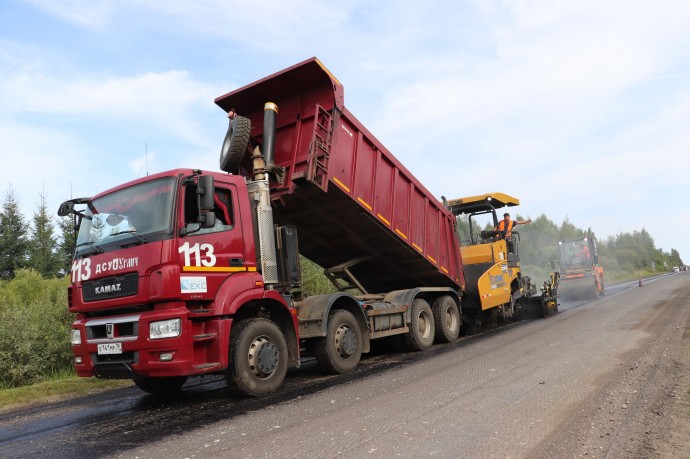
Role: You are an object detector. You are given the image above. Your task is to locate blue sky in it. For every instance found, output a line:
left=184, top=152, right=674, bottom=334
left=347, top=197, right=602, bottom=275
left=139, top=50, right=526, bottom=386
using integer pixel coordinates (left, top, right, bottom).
left=2, top=0, right=689, bottom=263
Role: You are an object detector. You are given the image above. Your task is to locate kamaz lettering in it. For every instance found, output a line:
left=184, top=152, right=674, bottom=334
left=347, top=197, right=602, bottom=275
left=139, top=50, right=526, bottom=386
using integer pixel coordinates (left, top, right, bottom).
left=490, top=274, right=504, bottom=284
left=95, top=283, right=122, bottom=295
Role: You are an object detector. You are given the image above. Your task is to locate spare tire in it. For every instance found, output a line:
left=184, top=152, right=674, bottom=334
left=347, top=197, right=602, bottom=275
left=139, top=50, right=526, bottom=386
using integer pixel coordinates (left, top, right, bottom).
left=219, top=115, right=251, bottom=173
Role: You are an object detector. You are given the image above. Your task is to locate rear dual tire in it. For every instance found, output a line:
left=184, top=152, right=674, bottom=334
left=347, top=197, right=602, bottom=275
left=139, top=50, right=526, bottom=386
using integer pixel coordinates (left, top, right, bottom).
left=432, top=295, right=460, bottom=343
left=404, top=299, right=435, bottom=351
left=315, top=310, right=363, bottom=374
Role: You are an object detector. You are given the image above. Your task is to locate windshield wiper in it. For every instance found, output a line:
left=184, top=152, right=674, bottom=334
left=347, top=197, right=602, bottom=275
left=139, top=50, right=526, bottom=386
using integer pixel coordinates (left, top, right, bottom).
left=76, top=241, right=104, bottom=255
left=110, top=229, right=149, bottom=248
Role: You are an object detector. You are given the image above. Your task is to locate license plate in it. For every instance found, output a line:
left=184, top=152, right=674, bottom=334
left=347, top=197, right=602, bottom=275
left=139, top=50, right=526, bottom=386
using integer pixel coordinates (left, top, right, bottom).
left=97, top=342, right=123, bottom=355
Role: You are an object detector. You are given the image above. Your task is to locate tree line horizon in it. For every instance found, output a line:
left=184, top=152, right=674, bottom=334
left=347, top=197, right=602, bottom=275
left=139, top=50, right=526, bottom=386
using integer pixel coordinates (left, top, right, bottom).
left=0, top=186, right=684, bottom=283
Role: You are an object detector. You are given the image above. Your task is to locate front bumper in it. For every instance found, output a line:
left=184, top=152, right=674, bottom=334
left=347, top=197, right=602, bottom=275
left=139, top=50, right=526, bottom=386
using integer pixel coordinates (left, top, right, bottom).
left=71, top=306, right=230, bottom=379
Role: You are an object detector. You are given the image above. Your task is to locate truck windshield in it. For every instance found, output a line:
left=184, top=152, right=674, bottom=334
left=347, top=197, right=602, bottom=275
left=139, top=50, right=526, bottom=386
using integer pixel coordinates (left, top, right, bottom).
left=76, top=177, right=176, bottom=250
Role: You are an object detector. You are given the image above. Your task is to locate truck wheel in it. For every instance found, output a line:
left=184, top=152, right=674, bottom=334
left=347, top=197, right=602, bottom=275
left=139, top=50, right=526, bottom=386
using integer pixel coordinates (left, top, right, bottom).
left=432, top=296, right=460, bottom=343
left=315, top=309, right=362, bottom=374
left=219, top=115, right=251, bottom=174
left=403, top=299, right=435, bottom=351
left=225, top=318, right=288, bottom=397
left=133, top=376, right=188, bottom=394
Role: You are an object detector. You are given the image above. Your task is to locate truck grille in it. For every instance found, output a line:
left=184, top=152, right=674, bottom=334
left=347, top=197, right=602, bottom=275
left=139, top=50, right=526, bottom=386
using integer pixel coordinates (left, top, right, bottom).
left=82, top=273, right=138, bottom=302
left=86, top=314, right=140, bottom=341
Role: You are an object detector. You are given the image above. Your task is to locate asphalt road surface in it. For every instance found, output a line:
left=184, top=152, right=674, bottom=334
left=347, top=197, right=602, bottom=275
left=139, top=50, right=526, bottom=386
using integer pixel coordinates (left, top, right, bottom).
left=1, top=273, right=688, bottom=458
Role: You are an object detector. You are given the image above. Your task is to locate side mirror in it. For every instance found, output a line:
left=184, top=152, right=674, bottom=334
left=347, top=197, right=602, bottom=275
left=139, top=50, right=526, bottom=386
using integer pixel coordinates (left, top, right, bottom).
left=198, top=175, right=215, bottom=229
left=198, top=175, right=215, bottom=211
left=57, top=201, right=74, bottom=217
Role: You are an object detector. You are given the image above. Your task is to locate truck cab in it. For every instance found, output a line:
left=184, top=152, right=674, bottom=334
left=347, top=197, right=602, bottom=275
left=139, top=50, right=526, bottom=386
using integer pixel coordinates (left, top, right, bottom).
left=60, top=169, right=299, bottom=395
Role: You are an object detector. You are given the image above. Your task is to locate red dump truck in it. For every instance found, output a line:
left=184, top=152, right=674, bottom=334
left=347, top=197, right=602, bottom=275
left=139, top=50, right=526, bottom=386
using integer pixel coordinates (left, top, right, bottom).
left=60, top=58, right=555, bottom=397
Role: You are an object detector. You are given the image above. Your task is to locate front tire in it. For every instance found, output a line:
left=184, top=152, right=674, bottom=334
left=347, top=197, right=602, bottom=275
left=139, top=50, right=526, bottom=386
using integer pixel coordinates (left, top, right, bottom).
left=315, top=309, right=363, bottom=374
left=432, top=296, right=460, bottom=343
left=133, top=376, right=188, bottom=395
left=403, top=299, right=435, bottom=351
left=225, top=319, right=288, bottom=397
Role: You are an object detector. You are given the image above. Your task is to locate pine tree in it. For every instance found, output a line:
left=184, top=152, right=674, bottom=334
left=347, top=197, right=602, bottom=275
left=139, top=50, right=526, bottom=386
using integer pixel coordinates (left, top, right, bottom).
left=57, top=215, right=77, bottom=275
left=28, top=191, right=60, bottom=277
left=0, top=186, right=29, bottom=279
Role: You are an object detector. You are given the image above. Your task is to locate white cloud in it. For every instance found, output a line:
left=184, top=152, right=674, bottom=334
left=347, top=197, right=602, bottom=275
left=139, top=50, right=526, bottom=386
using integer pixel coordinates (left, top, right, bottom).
left=24, top=0, right=117, bottom=30
left=1, top=55, right=221, bottom=146
left=25, top=0, right=351, bottom=51
left=0, top=46, right=226, bottom=221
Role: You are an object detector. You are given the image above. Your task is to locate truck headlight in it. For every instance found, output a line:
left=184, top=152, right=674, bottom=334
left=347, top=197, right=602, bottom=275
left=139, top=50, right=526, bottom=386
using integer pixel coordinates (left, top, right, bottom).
left=150, top=319, right=181, bottom=340
left=70, top=329, right=82, bottom=345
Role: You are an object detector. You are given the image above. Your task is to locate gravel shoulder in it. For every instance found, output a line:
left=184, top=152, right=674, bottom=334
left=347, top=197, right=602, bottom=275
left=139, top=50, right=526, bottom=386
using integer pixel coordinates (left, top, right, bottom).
left=531, top=275, right=690, bottom=458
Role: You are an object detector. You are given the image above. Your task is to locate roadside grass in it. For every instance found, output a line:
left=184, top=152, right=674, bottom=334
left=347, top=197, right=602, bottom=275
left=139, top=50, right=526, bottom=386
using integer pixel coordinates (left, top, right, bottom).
left=0, top=372, right=132, bottom=413
left=606, top=269, right=665, bottom=284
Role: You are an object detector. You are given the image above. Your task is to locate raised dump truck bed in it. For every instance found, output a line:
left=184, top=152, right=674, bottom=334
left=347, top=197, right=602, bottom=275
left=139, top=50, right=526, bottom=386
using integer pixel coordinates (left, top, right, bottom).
left=215, top=58, right=464, bottom=294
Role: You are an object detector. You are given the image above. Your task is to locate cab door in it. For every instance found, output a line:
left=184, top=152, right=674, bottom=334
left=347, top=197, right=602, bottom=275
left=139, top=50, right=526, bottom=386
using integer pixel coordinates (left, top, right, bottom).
left=176, top=180, right=249, bottom=300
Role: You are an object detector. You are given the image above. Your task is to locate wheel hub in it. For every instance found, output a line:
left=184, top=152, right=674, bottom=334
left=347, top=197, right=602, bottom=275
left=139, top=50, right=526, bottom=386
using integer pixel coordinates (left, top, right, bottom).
left=445, top=307, right=458, bottom=331
left=335, top=324, right=357, bottom=357
left=418, top=312, right=431, bottom=338
left=248, top=336, right=279, bottom=379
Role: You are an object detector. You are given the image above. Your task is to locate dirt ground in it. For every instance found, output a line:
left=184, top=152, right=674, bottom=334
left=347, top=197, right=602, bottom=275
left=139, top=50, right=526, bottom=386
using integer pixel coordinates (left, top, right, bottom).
left=532, top=280, right=690, bottom=458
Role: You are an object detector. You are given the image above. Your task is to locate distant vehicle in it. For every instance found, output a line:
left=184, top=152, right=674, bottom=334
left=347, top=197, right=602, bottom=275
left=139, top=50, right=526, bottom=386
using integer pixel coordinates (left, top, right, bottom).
left=558, top=237, right=605, bottom=301
left=673, top=266, right=680, bottom=272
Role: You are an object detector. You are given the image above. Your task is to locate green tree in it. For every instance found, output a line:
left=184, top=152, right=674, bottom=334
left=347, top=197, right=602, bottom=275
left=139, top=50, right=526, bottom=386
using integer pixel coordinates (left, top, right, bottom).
left=57, top=216, right=77, bottom=275
left=456, top=215, right=471, bottom=245
left=608, top=229, right=658, bottom=271
left=558, top=218, right=585, bottom=242
left=27, top=191, right=61, bottom=278
left=669, top=248, right=683, bottom=267
left=0, top=270, right=73, bottom=387
left=518, top=213, right=561, bottom=270
left=0, top=186, right=29, bottom=279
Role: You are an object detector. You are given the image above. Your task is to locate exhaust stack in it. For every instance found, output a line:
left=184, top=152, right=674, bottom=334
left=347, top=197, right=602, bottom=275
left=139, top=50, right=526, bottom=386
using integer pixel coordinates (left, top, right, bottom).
left=247, top=102, right=280, bottom=287
left=263, top=102, right=278, bottom=168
